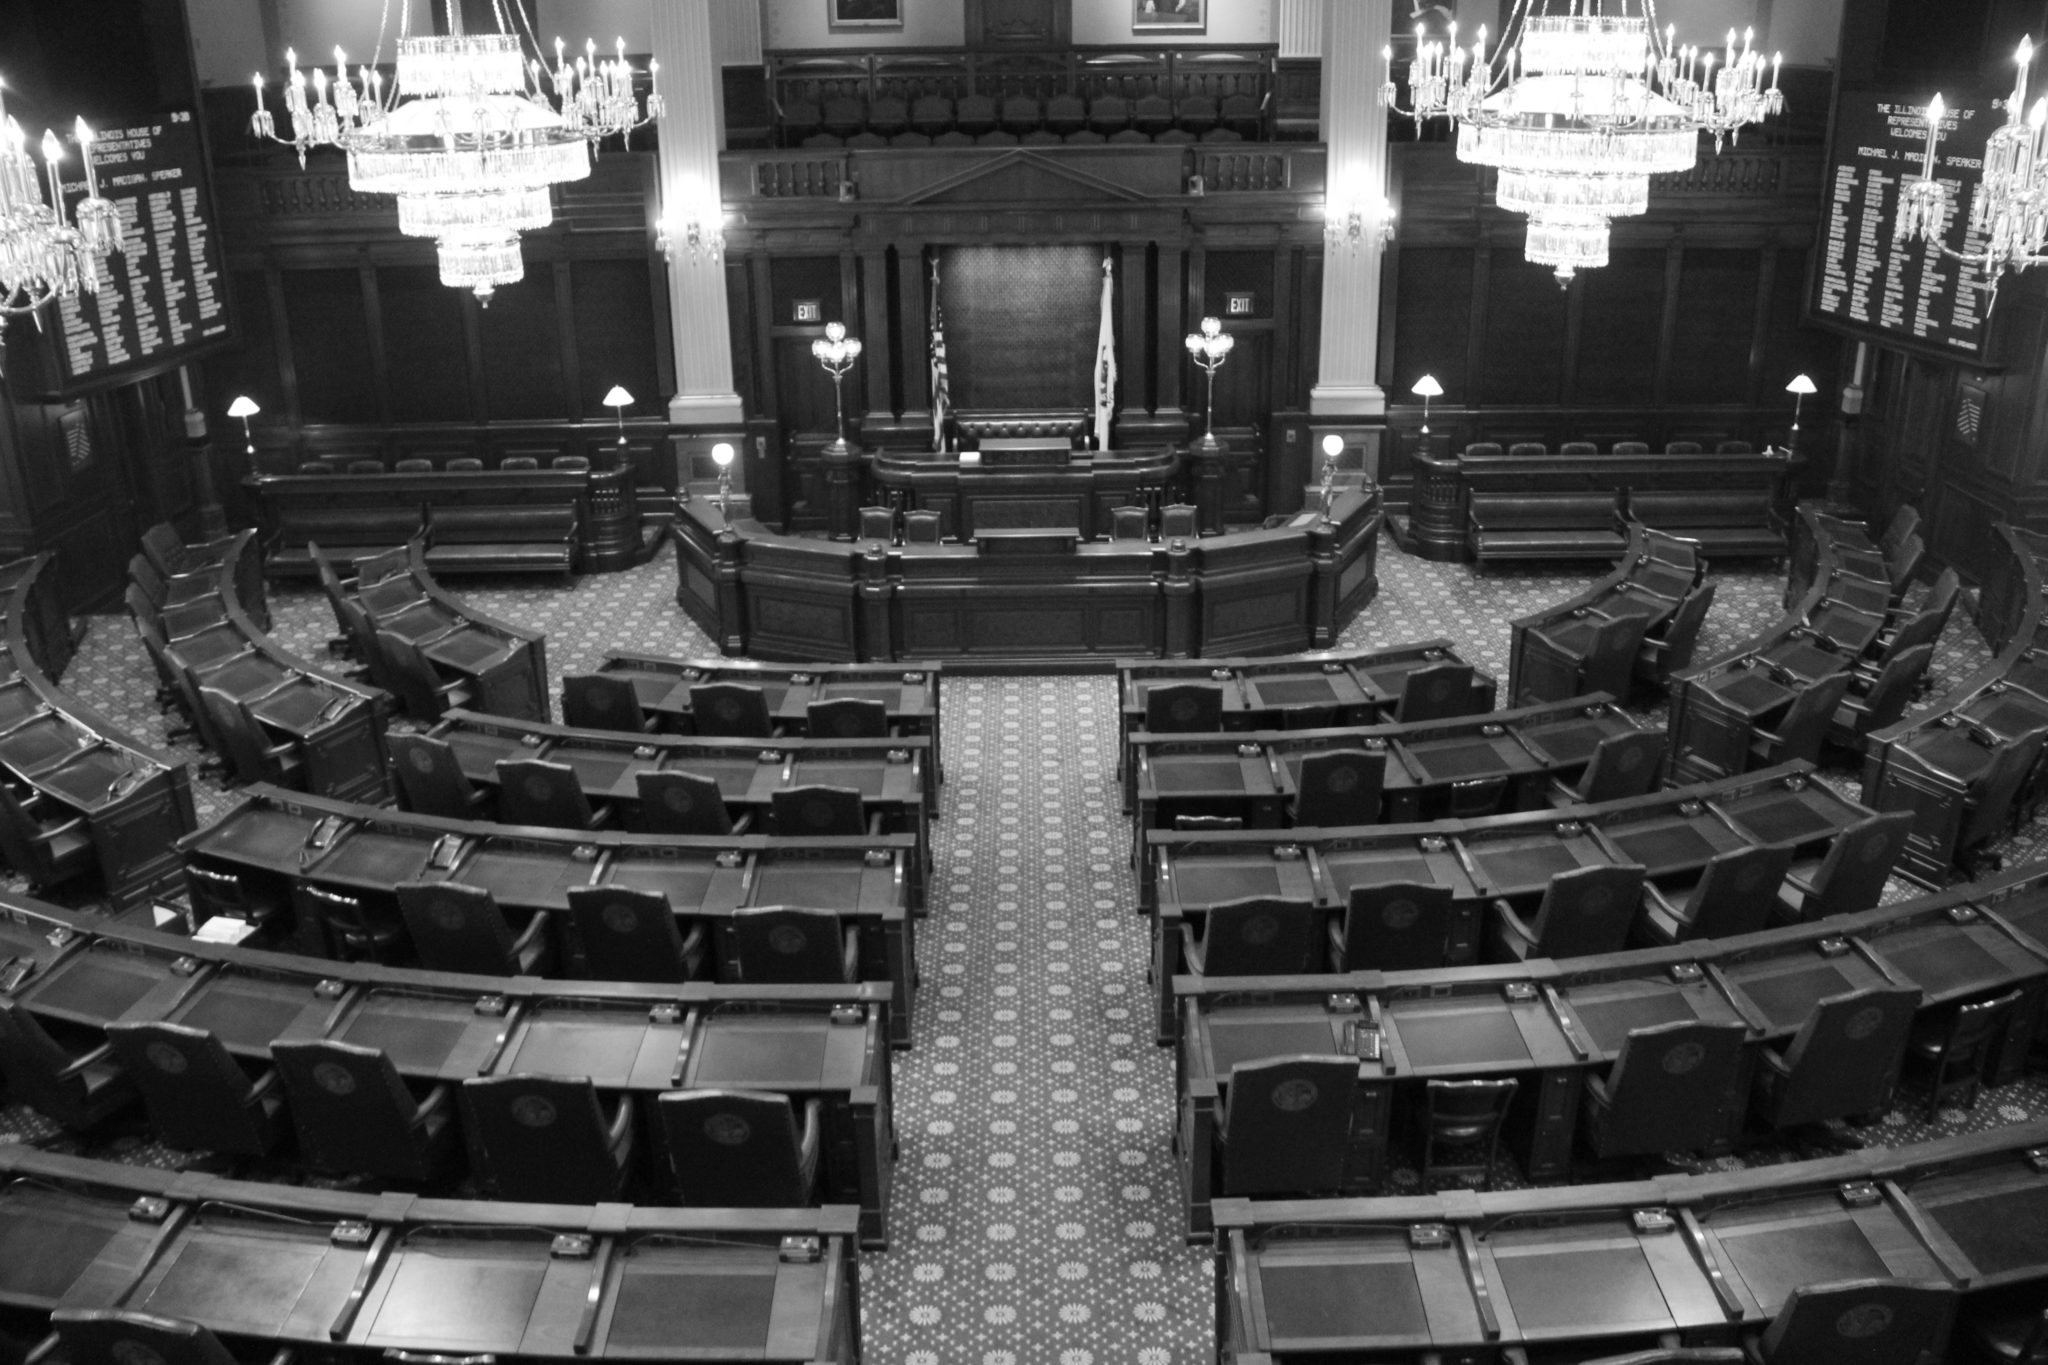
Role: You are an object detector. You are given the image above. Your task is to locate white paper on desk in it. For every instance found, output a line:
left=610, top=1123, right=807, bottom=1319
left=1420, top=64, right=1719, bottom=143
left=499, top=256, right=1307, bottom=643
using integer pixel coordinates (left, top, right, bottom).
left=958, top=451, right=981, bottom=464
left=194, top=918, right=257, bottom=945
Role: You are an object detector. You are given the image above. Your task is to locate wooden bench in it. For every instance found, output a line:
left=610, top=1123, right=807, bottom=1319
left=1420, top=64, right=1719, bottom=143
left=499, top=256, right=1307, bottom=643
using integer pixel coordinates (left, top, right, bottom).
left=425, top=504, right=578, bottom=576
left=1467, top=488, right=1625, bottom=564
left=1629, top=487, right=1788, bottom=560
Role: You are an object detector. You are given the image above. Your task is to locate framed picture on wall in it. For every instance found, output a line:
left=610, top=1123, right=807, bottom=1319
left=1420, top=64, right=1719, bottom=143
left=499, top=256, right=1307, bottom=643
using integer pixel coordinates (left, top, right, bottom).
left=829, top=0, right=903, bottom=31
left=1133, top=0, right=1206, bottom=33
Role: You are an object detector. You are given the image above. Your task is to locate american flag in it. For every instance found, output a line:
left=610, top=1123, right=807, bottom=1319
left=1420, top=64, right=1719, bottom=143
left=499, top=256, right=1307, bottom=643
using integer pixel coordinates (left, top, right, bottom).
left=929, top=258, right=950, bottom=450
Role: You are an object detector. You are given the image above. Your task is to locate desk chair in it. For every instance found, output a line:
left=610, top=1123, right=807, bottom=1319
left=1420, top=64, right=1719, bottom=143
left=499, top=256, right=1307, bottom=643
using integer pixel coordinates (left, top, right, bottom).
left=160, top=597, right=229, bottom=639
left=807, top=697, right=889, bottom=739
left=462, top=1074, right=636, bottom=1204
left=1394, top=661, right=1480, bottom=723
left=1639, top=842, right=1793, bottom=946
left=858, top=505, right=896, bottom=543
left=1087, top=93, right=1131, bottom=135
left=1111, top=505, right=1149, bottom=540
left=396, top=880, right=553, bottom=977
left=183, top=864, right=286, bottom=936
left=1160, top=503, right=1198, bottom=539
left=495, top=756, right=611, bottom=830
left=1829, top=643, right=1934, bottom=748
left=1183, top=896, right=1323, bottom=976
left=0, top=999, right=132, bottom=1131
left=1420, top=1077, right=1518, bottom=1190
left=1491, top=863, right=1645, bottom=962
left=1640, top=582, right=1717, bottom=682
left=352, top=544, right=411, bottom=587
left=1550, top=729, right=1666, bottom=806
left=1858, top=597, right=1948, bottom=684
left=731, top=905, right=860, bottom=983
left=1216, top=1055, right=1358, bottom=1196
left=375, top=629, right=473, bottom=721
left=0, top=782, right=91, bottom=892
left=41, top=1310, right=241, bottom=1365
left=1750, top=986, right=1919, bottom=1135
left=634, top=769, right=742, bottom=836
left=688, top=682, right=776, bottom=738
left=1744, top=1279, right=1955, bottom=1365
left=1509, top=441, right=1548, bottom=457
left=658, top=1090, right=823, bottom=1207
left=296, top=883, right=405, bottom=964
left=562, top=672, right=657, bottom=733
left=393, top=457, right=433, bottom=473
left=1548, top=611, right=1652, bottom=704
left=196, top=687, right=301, bottom=788
left=270, top=1039, right=458, bottom=1182
left=769, top=784, right=872, bottom=837
left=1748, top=672, right=1850, bottom=769
left=1560, top=440, right=1599, bottom=455
left=1143, top=682, right=1224, bottom=733
left=903, top=510, right=943, bottom=544
left=385, top=732, right=490, bottom=820
left=1582, top=1019, right=1747, bottom=1159
left=1292, top=748, right=1386, bottom=827
left=103, top=1021, right=287, bottom=1157
left=1329, top=881, right=1453, bottom=972
left=1953, top=728, right=2048, bottom=877
left=567, top=885, right=706, bottom=983
left=1968, top=1300, right=2048, bottom=1364
left=1903, top=987, right=2022, bottom=1120
left=140, top=523, right=224, bottom=581
left=1775, top=810, right=1910, bottom=922
left=1464, top=442, right=1504, bottom=459
left=308, top=543, right=366, bottom=660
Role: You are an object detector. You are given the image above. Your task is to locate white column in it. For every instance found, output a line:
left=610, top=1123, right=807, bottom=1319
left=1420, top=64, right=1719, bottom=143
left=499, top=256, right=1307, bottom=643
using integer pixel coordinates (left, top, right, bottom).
left=1277, top=0, right=1321, bottom=59
left=651, top=0, right=744, bottom=424
left=1309, top=0, right=1391, bottom=417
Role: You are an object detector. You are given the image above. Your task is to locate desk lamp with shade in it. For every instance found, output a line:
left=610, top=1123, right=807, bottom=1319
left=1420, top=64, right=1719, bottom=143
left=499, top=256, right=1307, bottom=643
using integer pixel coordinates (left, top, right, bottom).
left=226, top=396, right=260, bottom=460
left=712, top=441, right=735, bottom=518
left=1411, top=374, right=1444, bottom=435
left=1785, top=373, right=1816, bottom=452
left=601, top=385, right=632, bottom=454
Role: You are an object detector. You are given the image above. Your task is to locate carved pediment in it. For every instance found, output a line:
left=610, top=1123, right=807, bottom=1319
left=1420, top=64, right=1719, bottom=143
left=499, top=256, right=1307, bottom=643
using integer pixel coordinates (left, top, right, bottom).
left=895, top=151, right=1158, bottom=207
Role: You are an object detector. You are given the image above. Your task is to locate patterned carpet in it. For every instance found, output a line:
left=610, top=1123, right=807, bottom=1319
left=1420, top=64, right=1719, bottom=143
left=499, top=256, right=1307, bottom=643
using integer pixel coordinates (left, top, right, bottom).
left=2, top=531, right=2044, bottom=1365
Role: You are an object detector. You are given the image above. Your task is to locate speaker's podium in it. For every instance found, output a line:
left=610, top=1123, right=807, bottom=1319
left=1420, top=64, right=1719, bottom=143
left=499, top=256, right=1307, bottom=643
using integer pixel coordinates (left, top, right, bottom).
left=866, top=410, right=1184, bottom=541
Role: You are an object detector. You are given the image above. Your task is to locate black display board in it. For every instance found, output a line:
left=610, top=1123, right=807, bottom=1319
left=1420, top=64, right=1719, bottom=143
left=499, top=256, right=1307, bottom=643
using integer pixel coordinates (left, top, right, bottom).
left=45, top=109, right=233, bottom=393
left=1808, top=88, right=1999, bottom=363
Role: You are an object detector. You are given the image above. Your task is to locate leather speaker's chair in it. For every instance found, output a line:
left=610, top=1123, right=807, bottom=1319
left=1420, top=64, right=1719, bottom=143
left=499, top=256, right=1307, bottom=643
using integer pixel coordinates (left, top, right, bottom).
left=1182, top=896, right=1322, bottom=976
left=0, top=782, right=91, bottom=891
left=43, top=1310, right=241, bottom=1365
left=495, top=756, right=610, bottom=831
left=1903, top=987, right=2022, bottom=1120
left=375, top=629, right=472, bottom=720
left=295, top=883, right=405, bottom=964
left=1420, top=1077, right=1518, bottom=1189
left=1329, top=880, right=1454, bottom=972
left=566, top=885, right=706, bottom=983
left=103, top=1021, right=286, bottom=1156
left=0, top=998, right=132, bottom=1130
left=462, top=1074, right=636, bottom=1203
left=396, top=880, right=552, bottom=977
left=270, top=1039, right=458, bottom=1182
left=1582, top=1019, right=1748, bottom=1158
left=1743, top=1279, right=1955, bottom=1365
left=634, top=769, right=740, bottom=836
left=1751, top=986, right=1919, bottom=1132
left=1640, top=842, right=1793, bottom=946
left=1215, top=1055, right=1358, bottom=1196
left=1393, top=662, right=1478, bottom=723
left=562, top=672, right=657, bottom=733
left=1549, top=729, right=1666, bottom=806
left=903, top=510, right=943, bottom=543
left=196, top=687, right=301, bottom=787
left=657, top=1089, right=823, bottom=1207
left=858, top=505, right=896, bottom=542
left=689, top=682, right=776, bottom=738
left=1775, top=810, right=1911, bottom=922
left=769, top=784, right=870, bottom=836
left=807, top=697, right=888, bottom=739
left=1749, top=672, right=1851, bottom=769
left=385, top=732, right=490, bottom=819
left=1491, top=863, right=1644, bottom=962
left=1143, top=682, right=1223, bottom=733
left=1292, top=748, right=1386, bottom=828
left=732, top=905, right=860, bottom=983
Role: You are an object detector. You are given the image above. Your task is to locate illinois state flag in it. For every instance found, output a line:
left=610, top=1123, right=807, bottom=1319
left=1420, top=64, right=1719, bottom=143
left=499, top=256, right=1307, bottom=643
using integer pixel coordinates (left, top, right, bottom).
left=1093, top=257, right=1117, bottom=451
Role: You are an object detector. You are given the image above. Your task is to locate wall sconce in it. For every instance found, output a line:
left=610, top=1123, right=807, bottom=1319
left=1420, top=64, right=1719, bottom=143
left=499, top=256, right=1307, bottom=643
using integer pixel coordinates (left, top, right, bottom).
left=658, top=209, right=724, bottom=264
left=226, top=395, right=260, bottom=458
left=1411, top=374, right=1443, bottom=434
left=1324, top=195, right=1396, bottom=253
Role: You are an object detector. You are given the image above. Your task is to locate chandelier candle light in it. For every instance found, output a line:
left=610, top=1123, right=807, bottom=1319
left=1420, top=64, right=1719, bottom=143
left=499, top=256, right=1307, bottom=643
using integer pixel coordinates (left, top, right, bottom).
left=1185, top=317, right=1234, bottom=453
left=251, top=0, right=662, bottom=302
left=1895, top=38, right=2048, bottom=307
left=812, top=323, right=864, bottom=457
left=1384, top=2, right=1783, bottom=283
left=0, top=81, right=127, bottom=323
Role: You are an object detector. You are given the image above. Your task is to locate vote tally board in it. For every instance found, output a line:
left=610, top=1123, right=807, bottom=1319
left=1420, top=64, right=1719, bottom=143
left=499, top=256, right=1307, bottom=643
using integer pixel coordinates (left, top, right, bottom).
left=1810, top=89, right=2000, bottom=363
left=46, top=112, right=232, bottom=393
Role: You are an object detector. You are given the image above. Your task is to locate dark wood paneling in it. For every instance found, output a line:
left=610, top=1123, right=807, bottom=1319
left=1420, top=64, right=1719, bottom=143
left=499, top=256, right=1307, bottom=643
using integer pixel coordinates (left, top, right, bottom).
left=943, top=243, right=1100, bottom=410
left=1668, top=250, right=1761, bottom=405
left=1481, top=250, right=1568, bottom=406
left=1391, top=247, right=1474, bottom=399
left=570, top=260, right=663, bottom=418
left=479, top=273, right=569, bottom=420
left=282, top=270, right=377, bottom=424
left=770, top=257, right=847, bottom=324
left=1574, top=249, right=1666, bottom=406
left=379, top=267, right=474, bottom=425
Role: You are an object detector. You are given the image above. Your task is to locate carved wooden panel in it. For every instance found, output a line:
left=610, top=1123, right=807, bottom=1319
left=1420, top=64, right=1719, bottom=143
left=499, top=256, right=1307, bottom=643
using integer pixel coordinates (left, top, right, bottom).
left=943, top=244, right=1101, bottom=410
left=967, top=0, right=1071, bottom=47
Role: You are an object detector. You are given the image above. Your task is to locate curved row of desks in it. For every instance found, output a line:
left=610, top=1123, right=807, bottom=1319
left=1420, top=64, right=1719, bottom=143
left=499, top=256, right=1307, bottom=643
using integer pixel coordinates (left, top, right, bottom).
left=178, top=785, right=922, bottom=1047
left=0, top=1144, right=863, bottom=1362
left=0, top=890, right=896, bottom=1249
left=595, top=652, right=942, bottom=763
left=1215, top=1121, right=2048, bottom=1363
left=0, top=555, right=195, bottom=909
left=1141, top=761, right=1887, bottom=1042
left=671, top=488, right=1382, bottom=666
left=150, top=530, right=392, bottom=803
left=1170, top=856, right=2048, bottom=1234
left=1506, top=520, right=1711, bottom=705
left=1864, top=523, right=2048, bottom=883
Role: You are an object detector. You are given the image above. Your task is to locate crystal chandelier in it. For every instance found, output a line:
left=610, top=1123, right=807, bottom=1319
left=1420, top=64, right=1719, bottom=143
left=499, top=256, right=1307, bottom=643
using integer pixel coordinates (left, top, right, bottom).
left=251, top=0, right=662, bottom=303
left=1384, top=0, right=1783, bottom=283
left=1895, top=38, right=2048, bottom=308
left=0, top=84, right=126, bottom=324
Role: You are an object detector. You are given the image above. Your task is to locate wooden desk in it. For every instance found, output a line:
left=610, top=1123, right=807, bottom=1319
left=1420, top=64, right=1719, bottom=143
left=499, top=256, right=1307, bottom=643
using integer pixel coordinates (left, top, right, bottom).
left=868, top=442, right=1177, bottom=541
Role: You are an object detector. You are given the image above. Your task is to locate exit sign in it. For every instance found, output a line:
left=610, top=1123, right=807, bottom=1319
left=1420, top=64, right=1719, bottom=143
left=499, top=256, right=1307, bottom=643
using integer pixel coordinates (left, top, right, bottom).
left=1225, top=293, right=1254, bottom=315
